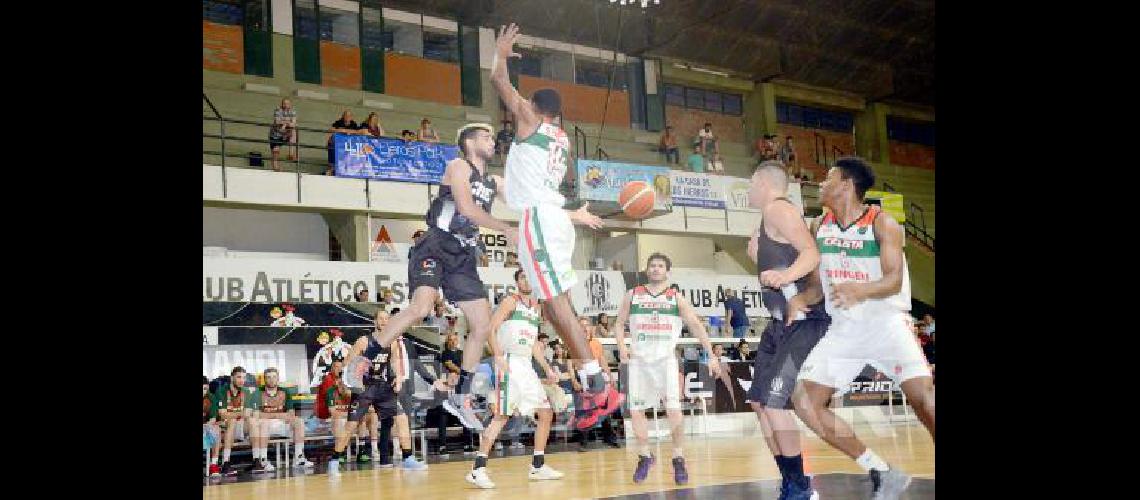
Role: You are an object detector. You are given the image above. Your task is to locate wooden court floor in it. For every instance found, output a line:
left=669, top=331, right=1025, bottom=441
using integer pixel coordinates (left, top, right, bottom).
left=203, top=421, right=934, bottom=499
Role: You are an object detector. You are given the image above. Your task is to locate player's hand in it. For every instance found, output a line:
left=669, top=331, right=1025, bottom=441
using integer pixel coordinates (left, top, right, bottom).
left=759, top=269, right=791, bottom=289
left=785, top=293, right=812, bottom=326
left=572, top=202, right=604, bottom=229
left=830, top=282, right=865, bottom=309
left=495, top=23, right=522, bottom=59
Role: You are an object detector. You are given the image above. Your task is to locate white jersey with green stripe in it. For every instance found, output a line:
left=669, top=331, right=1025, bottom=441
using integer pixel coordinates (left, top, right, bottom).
left=628, top=285, right=684, bottom=362
left=817, top=205, right=910, bottom=323
left=504, top=121, right=570, bottom=211
left=496, top=294, right=543, bottom=356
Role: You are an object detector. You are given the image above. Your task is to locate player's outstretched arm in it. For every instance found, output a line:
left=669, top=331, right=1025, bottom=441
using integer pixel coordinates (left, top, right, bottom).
left=612, top=289, right=634, bottom=363
left=567, top=202, right=604, bottom=229
left=490, top=23, right=537, bottom=130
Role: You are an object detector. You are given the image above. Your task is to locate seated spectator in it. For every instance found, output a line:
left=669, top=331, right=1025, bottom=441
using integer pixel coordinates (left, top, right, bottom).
left=204, top=376, right=223, bottom=477
left=327, top=110, right=360, bottom=175
left=697, top=123, right=718, bottom=156
left=361, top=112, right=386, bottom=138
left=269, top=98, right=297, bottom=172
left=401, top=129, right=417, bottom=142
left=735, top=339, right=753, bottom=361
left=505, top=251, right=519, bottom=268
left=496, top=120, right=515, bottom=158
left=923, top=313, right=936, bottom=336
left=687, top=149, right=706, bottom=173
left=418, top=118, right=440, bottom=143
left=659, top=125, right=679, bottom=164
left=755, top=134, right=779, bottom=163
left=708, top=152, right=725, bottom=173
left=215, top=366, right=255, bottom=476
left=252, top=367, right=314, bottom=471
left=712, top=344, right=731, bottom=364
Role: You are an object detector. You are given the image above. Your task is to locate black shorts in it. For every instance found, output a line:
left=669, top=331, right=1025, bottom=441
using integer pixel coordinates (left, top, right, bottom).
left=348, top=382, right=398, bottom=422
left=748, top=316, right=830, bottom=409
left=270, top=135, right=286, bottom=150
left=407, top=227, right=487, bottom=303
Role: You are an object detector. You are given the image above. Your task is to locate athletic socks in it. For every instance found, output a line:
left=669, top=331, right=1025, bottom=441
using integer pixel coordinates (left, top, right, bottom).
left=295, top=444, right=305, bottom=459
left=474, top=453, right=488, bottom=470
left=532, top=451, right=545, bottom=468
left=223, top=449, right=231, bottom=462
left=855, top=449, right=890, bottom=472
left=372, top=439, right=381, bottom=457
left=784, top=454, right=806, bottom=484
left=212, top=456, right=219, bottom=465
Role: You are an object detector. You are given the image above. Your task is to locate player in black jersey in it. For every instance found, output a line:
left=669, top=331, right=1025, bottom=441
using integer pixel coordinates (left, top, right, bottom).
left=328, top=331, right=401, bottom=475
left=746, top=160, right=826, bottom=500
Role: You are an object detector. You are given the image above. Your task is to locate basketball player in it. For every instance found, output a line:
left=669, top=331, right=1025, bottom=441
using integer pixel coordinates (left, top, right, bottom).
left=466, top=269, right=564, bottom=489
left=370, top=122, right=517, bottom=432
left=327, top=328, right=402, bottom=475
left=792, top=157, right=935, bottom=499
left=613, top=253, right=721, bottom=485
left=215, top=366, right=254, bottom=476
left=491, top=23, right=622, bottom=429
left=252, top=367, right=314, bottom=472
left=745, top=160, right=827, bottom=500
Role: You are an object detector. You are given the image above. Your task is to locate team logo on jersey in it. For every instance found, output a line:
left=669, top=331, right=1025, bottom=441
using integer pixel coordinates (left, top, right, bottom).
left=586, top=273, right=611, bottom=312
left=770, top=377, right=784, bottom=395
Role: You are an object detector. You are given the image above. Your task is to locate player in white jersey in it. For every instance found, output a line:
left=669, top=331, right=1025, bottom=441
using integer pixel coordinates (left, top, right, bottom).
left=613, top=253, right=721, bottom=486
left=466, top=269, right=564, bottom=489
left=791, top=157, right=935, bottom=500
left=490, top=23, right=623, bottom=429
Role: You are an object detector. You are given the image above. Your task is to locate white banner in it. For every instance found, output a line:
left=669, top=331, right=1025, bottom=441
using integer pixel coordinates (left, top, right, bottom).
left=667, top=269, right=769, bottom=318
left=203, top=344, right=309, bottom=388
left=370, top=217, right=513, bottom=267
left=671, top=171, right=726, bottom=209
left=203, top=326, right=218, bottom=346
left=721, top=177, right=803, bottom=215
left=203, top=258, right=626, bottom=315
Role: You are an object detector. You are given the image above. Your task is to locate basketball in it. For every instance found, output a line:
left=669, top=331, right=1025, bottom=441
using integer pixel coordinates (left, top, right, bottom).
left=619, top=180, right=656, bottom=219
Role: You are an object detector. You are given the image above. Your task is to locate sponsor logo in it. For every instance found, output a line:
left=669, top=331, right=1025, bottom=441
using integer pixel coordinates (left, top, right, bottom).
left=586, top=273, right=611, bottom=311
left=821, top=237, right=865, bottom=250
left=847, top=380, right=893, bottom=393
left=770, top=377, right=784, bottom=395
left=422, top=259, right=437, bottom=269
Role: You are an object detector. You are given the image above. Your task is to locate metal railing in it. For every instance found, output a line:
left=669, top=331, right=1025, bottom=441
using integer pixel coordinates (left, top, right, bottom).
left=881, top=181, right=935, bottom=251
left=573, top=125, right=587, bottom=160
left=595, top=147, right=610, bottom=160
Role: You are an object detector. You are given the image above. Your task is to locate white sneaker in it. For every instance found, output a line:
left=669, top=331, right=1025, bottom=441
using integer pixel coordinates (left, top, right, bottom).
left=328, top=458, right=341, bottom=476
left=262, top=460, right=277, bottom=472
left=443, top=393, right=485, bottom=431
left=466, top=467, right=496, bottom=489
left=528, top=465, right=565, bottom=481
left=293, top=456, right=314, bottom=468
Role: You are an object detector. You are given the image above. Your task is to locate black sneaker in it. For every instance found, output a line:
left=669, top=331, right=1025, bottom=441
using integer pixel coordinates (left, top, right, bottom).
left=436, top=445, right=448, bottom=455
left=221, top=461, right=238, bottom=476
left=250, top=458, right=268, bottom=473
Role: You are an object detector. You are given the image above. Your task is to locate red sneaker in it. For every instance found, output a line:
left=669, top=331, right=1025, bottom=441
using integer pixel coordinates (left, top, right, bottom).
left=596, top=385, right=625, bottom=419
left=208, top=464, right=221, bottom=477
left=574, top=410, right=599, bottom=430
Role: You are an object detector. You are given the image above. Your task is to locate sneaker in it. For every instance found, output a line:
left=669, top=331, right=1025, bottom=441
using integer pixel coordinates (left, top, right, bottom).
left=785, top=477, right=820, bottom=500
left=528, top=464, right=565, bottom=481
left=208, top=464, right=221, bottom=477
left=672, top=457, right=688, bottom=485
left=250, top=459, right=267, bottom=473
left=466, top=467, right=495, bottom=489
left=633, top=454, right=655, bottom=483
left=400, top=456, right=428, bottom=470
left=262, top=459, right=277, bottom=473
left=356, top=453, right=371, bottom=463
left=574, top=408, right=600, bottom=430
left=869, top=468, right=912, bottom=500
left=293, top=456, right=314, bottom=468
left=221, top=461, right=238, bottom=477
left=595, top=385, right=626, bottom=418
left=443, top=393, right=485, bottom=431
left=328, top=457, right=341, bottom=476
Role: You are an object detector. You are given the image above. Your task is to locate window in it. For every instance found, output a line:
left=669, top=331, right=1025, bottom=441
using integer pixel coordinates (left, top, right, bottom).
left=385, top=19, right=422, bottom=57
left=887, top=117, right=935, bottom=147
left=703, top=91, right=722, bottom=113
left=663, top=83, right=741, bottom=116
left=664, top=84, right=685, bottom=107
left=423, top=29, right=459, bottom=63
left=516, top=48, right=544, bottom=77
left=203, top=0, right=242, bottom=25
left=294, top=0, right=318, bottom=39
left=574, top=58, right=626, bottom=90
left=319, top=6, right=359, bottom=46
left=722, top=94, right=742, bottom=116
left=775, top=101, right=854, bottom=133
left=685, top=87, right=704, bottom=108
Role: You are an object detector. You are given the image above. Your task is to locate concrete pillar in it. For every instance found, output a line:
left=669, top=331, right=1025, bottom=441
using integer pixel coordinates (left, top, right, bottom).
left=744, top=82, right=778, bottom=150
left=855, top=102, right=891, bottom=164
left=323, top=213, right=370, bottom=262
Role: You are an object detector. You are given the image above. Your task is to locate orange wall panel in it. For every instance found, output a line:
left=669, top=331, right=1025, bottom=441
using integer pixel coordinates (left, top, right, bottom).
left=518, top=76, right=630, bottom=128
left=664, top=105, right=745, bottom=144
left=775, top=124, right=856, bottom=180
left=888, top=141, right=936, bottom=170
left=203, top=21, right=243, bottom=74
left=320, top=42, right=362, bottom=90
left=384, top=53, right=461, bottom=106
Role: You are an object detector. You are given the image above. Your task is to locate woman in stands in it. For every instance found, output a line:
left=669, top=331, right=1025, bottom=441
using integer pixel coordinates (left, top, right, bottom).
left=362, top=112, right=386, bottom=139
left=418, top=118, right=440, bottom=143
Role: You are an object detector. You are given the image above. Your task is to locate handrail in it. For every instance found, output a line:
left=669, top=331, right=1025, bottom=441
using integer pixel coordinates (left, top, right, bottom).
left=573, top=125, right=587, bottom=161
left=595, top=147, right=610, bottom=160
left=813, top=132, right=826, bottom=167
left=204, top=94, right=227, bottom=197
left=882, top=181, right=897, bottom=193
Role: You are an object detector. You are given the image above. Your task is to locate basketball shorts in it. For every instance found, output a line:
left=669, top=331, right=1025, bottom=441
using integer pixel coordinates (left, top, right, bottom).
left=798, top=311, right=932, bottom=394
left=518, top=204, right=577, bottom=300
left=264, top=417, right=294, bottom=438
left=348, top=382, right=398, bottom=422
left=219, top=418, right=247, bottom=441
left=749, top=315, right=830, bottom=409
left=626, top=355, right=682, bottom=411
left=494, top=353, right=551, bottom=417
left=407, top=227, right=487, bottom=303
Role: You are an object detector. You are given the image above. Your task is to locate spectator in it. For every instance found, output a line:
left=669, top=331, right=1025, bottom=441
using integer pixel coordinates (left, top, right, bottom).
left=436, top=333, right=473, bottom=453
left=361, top=112, right=386, bottom=138
left=779, top=135, right=799, bottom=177
left=923, top=313, right=936, bottom=336
left=441, top=333, right=463, bottom=376
left=401, top=129, right=417, bottom=142
left=697, top=123, right=718, bottom=156
left=723, top=289, right=750, bottom=338
left=327, top=110, right=361, bottom=175
left=659, top=125, right=679, bottom=164
left=708, top=152, right=725, bottom=173
left=711, top=344, right=731, bottom=364
left=418, top=118, right=440, bottom=143
left=252, top=367, right=314, bottom=471
left=426, top=301, right=449, bottom=333
left=596, top=314, right=612, bottom=336
left=736, top=339, right=752, bottom=361
left=215, top=366, right=254, bottom=476
left=687, top=149, right=706, bottom=173
left=504, top=252, right=519, bottom=268
left=355, top=287, right=371, bottom=302
left=269, top=98, right=297, bottom=172
left=495, top=120, right=515, bottom=159
left=204, top=376, right=223, bottom=477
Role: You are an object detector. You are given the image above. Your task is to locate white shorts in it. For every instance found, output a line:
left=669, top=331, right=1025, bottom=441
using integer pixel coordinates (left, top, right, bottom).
left=798, top=311, right=931, bottom=394
left=221, top=418, right=247, bottom=441
left=518, top=204, right=577, bottom=300
left=627, top=356, right=682, bottom=411
left=264, top=418, right=295, bottom=438
left=494, top=354, right=551, bottom=417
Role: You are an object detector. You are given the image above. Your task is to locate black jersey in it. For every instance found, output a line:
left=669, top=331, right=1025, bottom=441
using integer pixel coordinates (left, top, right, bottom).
left=424, top=159, right=497, bottom=248
left=757, top=198, right=827, bottom=322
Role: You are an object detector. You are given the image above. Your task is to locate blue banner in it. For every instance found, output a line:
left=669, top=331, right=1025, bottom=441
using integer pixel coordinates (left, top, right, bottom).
left=334, top=134, right=459, bottom=184
left=576, top=159, right=672, bottom=210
